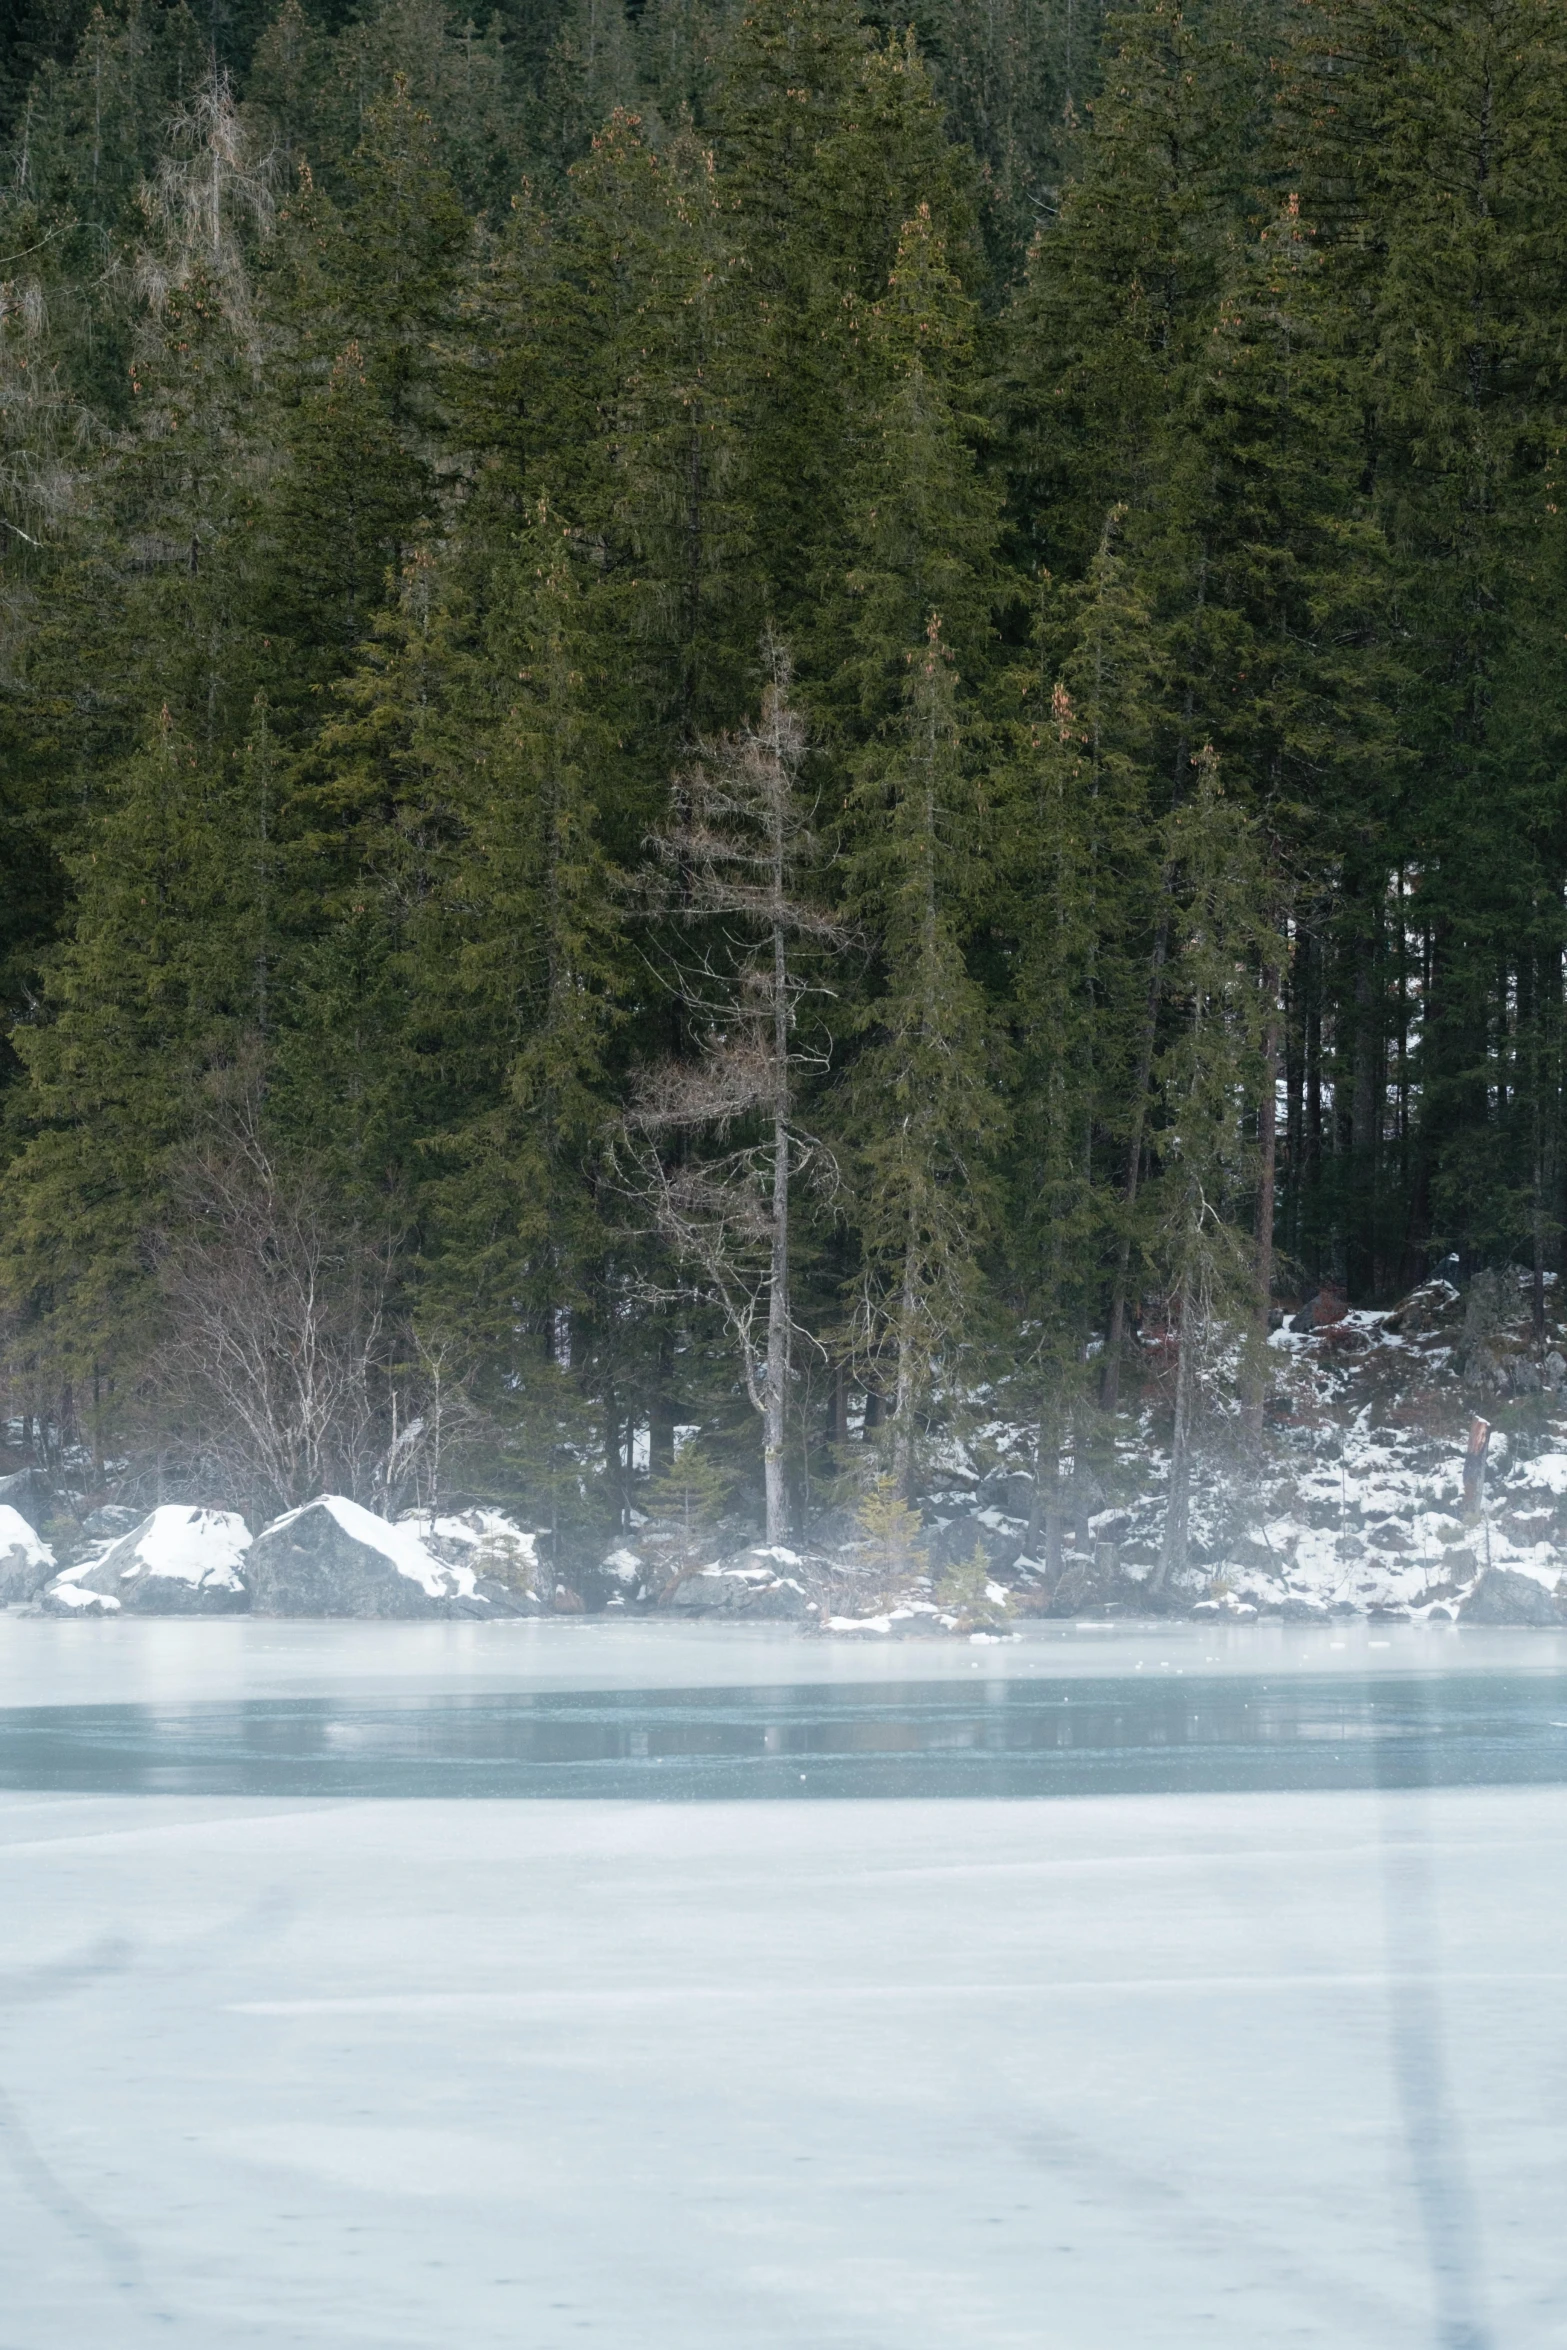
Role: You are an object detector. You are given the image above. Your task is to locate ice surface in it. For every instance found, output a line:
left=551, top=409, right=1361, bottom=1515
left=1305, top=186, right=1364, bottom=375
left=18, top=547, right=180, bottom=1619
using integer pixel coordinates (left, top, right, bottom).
left=2, top=1782, right=1564, bottom=2347
left=4, top=1615, right=1567, bottom=1712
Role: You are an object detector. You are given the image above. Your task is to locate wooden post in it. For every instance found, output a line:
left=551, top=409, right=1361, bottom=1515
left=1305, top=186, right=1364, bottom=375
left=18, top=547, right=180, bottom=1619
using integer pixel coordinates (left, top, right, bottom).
left=1462, top=1416, right=1490, bottom=1523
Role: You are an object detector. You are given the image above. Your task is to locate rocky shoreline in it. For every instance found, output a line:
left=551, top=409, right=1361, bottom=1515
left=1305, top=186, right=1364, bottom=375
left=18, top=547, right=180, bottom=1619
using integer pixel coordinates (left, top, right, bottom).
left=7, top=1271, right=1567, bottom=1634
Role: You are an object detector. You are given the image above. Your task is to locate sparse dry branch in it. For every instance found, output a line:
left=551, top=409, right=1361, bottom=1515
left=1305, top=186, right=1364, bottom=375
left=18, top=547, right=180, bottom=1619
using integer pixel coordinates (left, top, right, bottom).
left=618, top=644, right=851, bottom=1540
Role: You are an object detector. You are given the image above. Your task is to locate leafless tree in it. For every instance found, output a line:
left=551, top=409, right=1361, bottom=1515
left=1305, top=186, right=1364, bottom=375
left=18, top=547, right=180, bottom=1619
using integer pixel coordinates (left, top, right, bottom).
left=154, top=1099, right=430, bottom=1523
left=135, top=67, right=276, bottom=363
left=621, top=646, right=852, bottom=1544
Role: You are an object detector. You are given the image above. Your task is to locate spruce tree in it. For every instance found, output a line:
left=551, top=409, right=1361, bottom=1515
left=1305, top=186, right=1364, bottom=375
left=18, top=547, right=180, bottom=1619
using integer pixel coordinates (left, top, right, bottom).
left=1001, top=511, right=1161, bottom=1552
left=840, top=618, right=1004, bottom=1492
left=1288, top=0, right=1567, bottom=1284
left=1146, top=749, right=1281, bottom=1591
left=832, top=201, right=1005, bottom=1492
left=2, top=707, right=265, bottom=1384
left=416, top=500, right=627, bottom=1356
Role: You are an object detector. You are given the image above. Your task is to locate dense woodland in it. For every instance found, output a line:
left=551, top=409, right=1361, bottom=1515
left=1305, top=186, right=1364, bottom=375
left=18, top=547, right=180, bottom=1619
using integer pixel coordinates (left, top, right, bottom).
left=1, top=0, right=1565, bottom=1548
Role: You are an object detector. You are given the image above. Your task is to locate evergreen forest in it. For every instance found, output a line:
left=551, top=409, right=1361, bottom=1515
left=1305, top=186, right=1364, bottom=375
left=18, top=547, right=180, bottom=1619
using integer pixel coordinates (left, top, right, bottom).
left=3, top=0, right=1565, bottom=1548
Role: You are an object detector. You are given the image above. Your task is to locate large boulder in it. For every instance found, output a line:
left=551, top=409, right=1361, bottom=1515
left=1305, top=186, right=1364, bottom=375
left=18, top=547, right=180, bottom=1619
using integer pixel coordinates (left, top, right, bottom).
left=1460, top=1565, right=1564, bottom=1626
left=247, top=1494, right=529, bottom=1617
left=1292, top=1285, right=1348, bottom=1334
left=974, top=1470, right=1037, bottom=1520
left=410, top=1508, right=545, bottom=1602
left=47, top=1505, right=250, bottom=1615
left=39, top=1580, right=121, bottom=1615
left=0, top=1466, right=49, bottom=1521
left=666, top=1549, right=812, bottom=1618
left=926, top=1515, right=1024, bottom=1574
left=0, top=1503, right=54, bottom=1604
left=1044, top=1545, right=1158, bottom=1617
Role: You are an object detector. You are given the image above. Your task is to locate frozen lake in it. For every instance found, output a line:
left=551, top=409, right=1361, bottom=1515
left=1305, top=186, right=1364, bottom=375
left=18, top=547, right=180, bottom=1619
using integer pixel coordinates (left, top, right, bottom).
left=3, top=1622, right=1565, bottom=2345
left=5, top=1670, right=1567, bottom=1798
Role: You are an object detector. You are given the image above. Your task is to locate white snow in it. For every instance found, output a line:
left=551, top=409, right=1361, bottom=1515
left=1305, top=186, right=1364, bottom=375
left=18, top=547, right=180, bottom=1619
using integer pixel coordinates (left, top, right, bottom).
left=267, top=1495, right=479, bottom=1599
left=45, top=1580, right=118, bottom=1610
left=0, top=1502, right=51, bottom=1567
left=1, top=1776, right=1562, bottom=2347
left=112, top=1504, right=251, bottom=1590
left=418, top=1509, right=537, bottom=1564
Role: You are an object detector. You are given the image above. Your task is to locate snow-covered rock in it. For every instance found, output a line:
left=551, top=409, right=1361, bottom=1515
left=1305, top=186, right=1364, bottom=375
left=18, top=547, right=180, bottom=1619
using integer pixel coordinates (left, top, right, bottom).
left=80, top=1504, right=140, bottom=1539
left=0, top=1503, right=55, bottom=1604
left=1460, top=1565, right=1564, bottom=1626
left=667, top=1551, right=811, bottom=1617
left=1040, top=1547, right=1160, bottom=1618
left=247, top=1495, right=529, bottom=1617
left=47, top=1505, right=250, bottom=1615
left=0, top=1465, right=49, bottom=1521
left=406, top=1508, right=543, bottom=1599
left=39, top=1580, right=119, bottom=1614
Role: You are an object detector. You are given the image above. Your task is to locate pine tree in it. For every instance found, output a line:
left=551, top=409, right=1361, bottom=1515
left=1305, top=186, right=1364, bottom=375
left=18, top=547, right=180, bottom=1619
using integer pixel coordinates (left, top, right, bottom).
left=536, top=0, right=640, bottom=179
left=829, top=201, right=1000, bottom=725
left=1287, top=0, right=1567, bottom=1286
left=1146, top=748, right=1281, bottom=1591
left=2, top=707, right=265, bottom=1385
left=841, top=617, right=1004, bottom=1492
left=718, top=6, right=980, bottom=647
left=416, top=500, right=627, bottom=1355
left=1005, top=0, right=1277, bottom=583
left=828, top=199, right=1005, bottom=1492
left=1001, top=511, right=1162, bottom=1557
left=0, top=209, right=93, bottom=1048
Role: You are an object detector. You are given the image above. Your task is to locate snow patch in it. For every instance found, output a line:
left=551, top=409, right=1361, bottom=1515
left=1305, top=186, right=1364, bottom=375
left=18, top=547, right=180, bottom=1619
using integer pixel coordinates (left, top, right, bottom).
left=268, top=1495, right=475, bottom=1598
left=416, top=1510, right=537, bottom=1563
left=112, top=1505, right=250, bottom=1590
left=0, top=1504, right=51, bottom=1569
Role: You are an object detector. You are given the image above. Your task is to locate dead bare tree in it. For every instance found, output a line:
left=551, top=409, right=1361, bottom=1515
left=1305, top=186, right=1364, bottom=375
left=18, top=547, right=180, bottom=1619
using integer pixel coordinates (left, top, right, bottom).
left=620, top=645, right=851, bottom=1545
left=155, top=1101, right=415, bottom=1522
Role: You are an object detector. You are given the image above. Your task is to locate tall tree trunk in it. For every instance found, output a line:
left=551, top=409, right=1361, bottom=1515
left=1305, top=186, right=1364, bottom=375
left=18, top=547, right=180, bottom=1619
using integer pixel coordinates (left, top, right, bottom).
left=1531, top=949, right=1559, bottom=1344
left=763, top=875, right=791, bottom=1545
left=650, top=1330, right=675, bottom=1482
left=1099, top=910, right=1169, bottom=1410
left=1285, top=921, right=1305, bottom=1263
left=1029, top=1398, right=1064, bottom=1580
left=1350, top=910, right=1379, bottom=1297
left=1244, top=966, right=1281, bottom=1439
left=763, top=1127, right=788, bottom=1543
left=1305, top=930, right=1323, bottom=1283
left=1151, top=1271, right=1197, bottom=1597
left=891, top=1234, right=919, bottom=1497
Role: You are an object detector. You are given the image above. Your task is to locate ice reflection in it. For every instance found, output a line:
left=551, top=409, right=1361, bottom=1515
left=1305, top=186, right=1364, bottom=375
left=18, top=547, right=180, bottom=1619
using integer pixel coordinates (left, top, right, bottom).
left=0, top=1673, right=1565, bottom=1797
